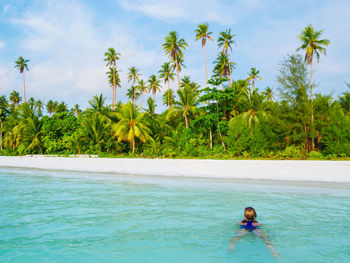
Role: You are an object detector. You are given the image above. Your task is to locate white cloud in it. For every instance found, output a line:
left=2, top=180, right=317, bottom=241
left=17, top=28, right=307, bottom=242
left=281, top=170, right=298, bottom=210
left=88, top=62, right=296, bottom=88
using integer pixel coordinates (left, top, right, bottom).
left=9, top=0, right=162, bottom=108
left=117, top=0, right=261, bottom=25
left=0, top=41, right=5, bottom=49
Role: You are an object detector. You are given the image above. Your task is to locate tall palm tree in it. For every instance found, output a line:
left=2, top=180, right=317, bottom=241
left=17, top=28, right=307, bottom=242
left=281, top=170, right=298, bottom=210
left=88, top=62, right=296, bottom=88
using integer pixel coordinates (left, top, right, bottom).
left=14, top=56, right=29, bottom=103
left=162, top=31, right=188, bottom=90
left=72, top=104, right=81, bottom=116
left=137, top=79, right=148, bottom=112
left=162, top=89, right=175, bottom=107
left=104, top=48, right=121, bottom=111
left=128, top=66, right=141, bottom=110
left=263, top=87, right=273, bottom=101
left=46, top=100, right=54, bottom=117
left=246, top=68, right=261, bottom=92
left=176, top=86, right=200, bottom=128
left=9, top=91, right=21, bottom=107
left=148, top=75, right=161, bottom=104
left=297, top=25, right=330, bottom=103
left=158, top=62, right=175, bottom=108
left=217, top=29, right=236, bottom=84
left=107, top=67, right=121, bottom=109
left=195, top=23, right=213, bottom=85
left=113, top=102, right=151, bottom=154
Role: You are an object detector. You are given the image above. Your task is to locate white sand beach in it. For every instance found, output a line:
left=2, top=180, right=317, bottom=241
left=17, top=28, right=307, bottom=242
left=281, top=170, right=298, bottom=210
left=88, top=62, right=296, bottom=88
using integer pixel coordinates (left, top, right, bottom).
left=0, top=156, right=349, bottom=183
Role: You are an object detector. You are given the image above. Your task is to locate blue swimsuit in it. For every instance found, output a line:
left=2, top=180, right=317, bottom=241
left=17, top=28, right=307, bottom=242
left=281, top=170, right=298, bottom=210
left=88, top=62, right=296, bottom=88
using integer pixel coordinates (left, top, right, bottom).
left=240, top=220, right=259, bottom=231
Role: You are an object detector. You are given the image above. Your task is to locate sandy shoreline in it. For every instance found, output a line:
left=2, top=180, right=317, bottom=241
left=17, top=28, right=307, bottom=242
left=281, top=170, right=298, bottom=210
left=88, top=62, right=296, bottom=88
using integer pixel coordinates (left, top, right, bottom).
left=0, top=156, right=350, bottom=183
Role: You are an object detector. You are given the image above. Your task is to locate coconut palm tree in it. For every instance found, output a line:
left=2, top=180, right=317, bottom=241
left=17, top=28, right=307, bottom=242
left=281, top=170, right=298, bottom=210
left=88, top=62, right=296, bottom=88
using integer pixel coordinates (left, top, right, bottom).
left=104, top=48, right=121, bottom=110
left=72, top=104, right=81, bottom=116
left=128, top=66, right=141, bottom=109
left=148, top=75, right=161, bottom=104
left=162, top=31, right=188, bottom=90
left=107, top=67, right=121, bottom=110
left=113, top=102, right=151, bottom=154
left=213, top=53, right=235, bottom=82
left=88, top=94, right=107, bottom=114
left=127, top=86, right=140, bottom=108
left=158, top=62, right=175, bottom=108
left=246, top=68, right=261, bottom=92
left=81, top=113, right=111, bottom=151
left=217, top=29, right=236, bottom=84
left=14, top=56, right=29, bottom=103
left=35, top=100, right=44, bottom=116
left=297, top=25, right=330, bottom=103
left=176, top=86, right=200, bottom=128
left=162, top=89, right=175, bottom=107
left=9, top=91, right=21, bottom=107
left=137, top=79, right=148, bottom=112
left=263, top=87, right=273, bottom=101
left=46, top=100, right=54, bottom=117
left=195, top=23, right=213, bottom=85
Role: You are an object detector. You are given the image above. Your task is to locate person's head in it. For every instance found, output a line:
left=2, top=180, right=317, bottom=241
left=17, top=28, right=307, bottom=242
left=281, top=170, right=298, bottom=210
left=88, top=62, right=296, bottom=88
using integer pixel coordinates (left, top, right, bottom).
left=244, top=207, right=257, bottom=221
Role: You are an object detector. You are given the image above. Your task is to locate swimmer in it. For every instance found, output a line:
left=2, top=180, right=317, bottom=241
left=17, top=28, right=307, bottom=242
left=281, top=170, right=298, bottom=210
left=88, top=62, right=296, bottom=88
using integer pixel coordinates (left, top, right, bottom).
left=229, top=207, right=279, bottom=259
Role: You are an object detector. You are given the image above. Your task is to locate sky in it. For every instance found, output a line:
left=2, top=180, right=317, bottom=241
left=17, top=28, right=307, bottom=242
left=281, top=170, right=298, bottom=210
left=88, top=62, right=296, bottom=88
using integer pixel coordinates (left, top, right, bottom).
left=0, top=0, right=349, bottom=111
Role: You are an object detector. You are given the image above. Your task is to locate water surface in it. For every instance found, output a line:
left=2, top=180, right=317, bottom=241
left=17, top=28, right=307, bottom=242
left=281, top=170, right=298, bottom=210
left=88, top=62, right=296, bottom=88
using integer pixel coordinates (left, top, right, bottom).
left=1, top=168, right=350, bottom=262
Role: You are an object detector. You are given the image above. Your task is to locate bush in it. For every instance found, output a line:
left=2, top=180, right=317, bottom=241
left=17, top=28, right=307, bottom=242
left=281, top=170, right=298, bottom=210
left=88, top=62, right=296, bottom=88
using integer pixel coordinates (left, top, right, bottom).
left=308, top=150, right=323, bottom=159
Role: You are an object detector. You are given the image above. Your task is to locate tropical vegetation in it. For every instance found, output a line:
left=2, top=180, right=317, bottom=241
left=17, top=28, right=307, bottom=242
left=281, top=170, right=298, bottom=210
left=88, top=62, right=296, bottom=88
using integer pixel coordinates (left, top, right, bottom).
left=2, top=24, right=349, bottom=159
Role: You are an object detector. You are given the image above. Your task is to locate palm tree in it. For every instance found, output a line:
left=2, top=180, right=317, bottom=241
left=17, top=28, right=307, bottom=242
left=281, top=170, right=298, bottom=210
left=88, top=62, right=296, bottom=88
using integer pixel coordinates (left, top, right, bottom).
left=127, top=86, right=140, bottom=108
left=128, top=66, right=141, bottom=109
left=213, top=53, right=235, bottom=81
left=246, top=68, right=261, bottom=92
left=113, top=102, right=151, bottom=154
left=28, top=97, right=35, bottom=109
left=176, top=86, right=200, bottom=128
left=81, top=113, right=111, bottom=151
left=231, top=88, right=271, bottom=134
left=104, top=48, right=121, bottom=110
left=9, top=91, right=21, bottom=107
left=14, top=56, right=29, bottom=103
left=88, top=94, right=106, bottom=114
left=158, top=62, right=175, bottom=108
left=263, top=87, right=273, bottom=101
left=217, top=29, right=236, bottom=84
left=148, top=75, right=161, bottom=104
left=162, top=31, right=188, bottom=90
left=46, top=100, right=54, bottom=117
left=72, top=104, right=81, bottom=116
left=162, top=89, right=175, bottom=107
left=107, top=67, right=121, bottom=110
left=35, top=100, right=44, bottom=116
left=137, top=79, right=148, bottom=112
left=297, top=25, right=330, bottom=103
left=195, top=23, right=213, bottom=85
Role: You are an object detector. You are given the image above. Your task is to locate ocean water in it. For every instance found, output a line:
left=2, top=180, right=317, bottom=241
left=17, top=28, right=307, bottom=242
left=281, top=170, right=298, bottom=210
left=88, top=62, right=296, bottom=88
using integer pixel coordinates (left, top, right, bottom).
left=0, top=168, right=350, bottom=263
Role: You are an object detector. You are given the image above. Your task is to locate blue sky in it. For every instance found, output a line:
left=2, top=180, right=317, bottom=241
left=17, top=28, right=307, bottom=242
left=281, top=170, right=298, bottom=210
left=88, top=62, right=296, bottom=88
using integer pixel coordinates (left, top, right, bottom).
left=0, top=0, right=349, bottom=110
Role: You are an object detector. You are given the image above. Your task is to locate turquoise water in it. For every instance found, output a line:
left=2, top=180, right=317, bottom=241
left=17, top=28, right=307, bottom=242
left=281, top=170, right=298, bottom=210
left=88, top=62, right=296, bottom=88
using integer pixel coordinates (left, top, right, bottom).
left=1, top=168, right=350, bottom=262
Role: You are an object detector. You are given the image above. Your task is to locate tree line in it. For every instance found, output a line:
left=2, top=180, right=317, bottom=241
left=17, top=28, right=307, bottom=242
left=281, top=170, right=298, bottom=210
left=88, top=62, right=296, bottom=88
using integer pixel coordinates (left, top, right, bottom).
left=1, top=24, right=350, bottom=159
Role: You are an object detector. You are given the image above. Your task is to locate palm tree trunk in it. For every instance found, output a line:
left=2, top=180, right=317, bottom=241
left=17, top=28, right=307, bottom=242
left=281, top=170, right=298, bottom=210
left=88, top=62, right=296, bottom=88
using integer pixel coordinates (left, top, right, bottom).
left=252, top=79, right=255, bottom=92
left=153, top=93, right=155, bottom=105
left=176, top=60, right=181, bottom=90
left=168, top=81, right=171, bottom=108
left=209, top=127, right=213, bottom=149
left=204, top=45, right=208, bottom=86
left=133, top=95, right=136, bottom=111
left=185, top=114, right=189, bottom=128
left=132, top=137, right=135, bottom=154
left=227, top=52, right=232, bottom=85
left=141, top=93, right=143, bottom=112
left=112, top=62, right=116, bottom=111
left=310, top=58, right=315, bottom=151
left=23, top=72, right=27, bottom=103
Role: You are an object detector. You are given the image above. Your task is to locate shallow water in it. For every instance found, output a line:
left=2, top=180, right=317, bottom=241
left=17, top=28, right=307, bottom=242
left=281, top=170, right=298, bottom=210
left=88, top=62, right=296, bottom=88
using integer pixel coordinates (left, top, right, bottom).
left=1, top=168, right=350, bottom=262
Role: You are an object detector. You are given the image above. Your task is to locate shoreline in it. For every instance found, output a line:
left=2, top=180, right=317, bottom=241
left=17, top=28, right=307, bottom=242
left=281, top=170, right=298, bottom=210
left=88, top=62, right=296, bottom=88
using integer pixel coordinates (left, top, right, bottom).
left=1, top=156, right=350, bottom=183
